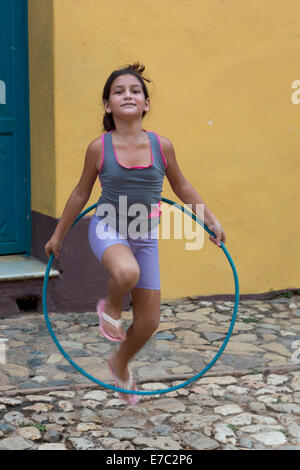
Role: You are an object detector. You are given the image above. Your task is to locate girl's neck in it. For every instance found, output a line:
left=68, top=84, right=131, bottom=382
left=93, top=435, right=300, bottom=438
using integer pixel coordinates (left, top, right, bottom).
left=111, top=120, right=146, bottom=143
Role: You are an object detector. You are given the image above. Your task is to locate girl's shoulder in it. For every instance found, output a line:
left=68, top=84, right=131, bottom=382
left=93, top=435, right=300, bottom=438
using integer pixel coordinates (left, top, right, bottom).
left=87, top=136, right=103, bottom=174
left=152, top=133, right=174, bottom=168
left=155, top=133, right=173, bottom=149
left=88, top=135, right=103, bottom=150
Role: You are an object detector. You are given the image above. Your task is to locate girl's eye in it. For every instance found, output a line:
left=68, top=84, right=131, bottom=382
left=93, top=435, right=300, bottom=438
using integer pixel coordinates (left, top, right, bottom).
left=114, top=90, right=140, bottom=94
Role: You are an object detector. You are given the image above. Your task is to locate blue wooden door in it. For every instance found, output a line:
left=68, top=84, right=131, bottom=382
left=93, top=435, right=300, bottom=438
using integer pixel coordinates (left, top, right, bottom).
left=0, top=0, right=31, bottom=255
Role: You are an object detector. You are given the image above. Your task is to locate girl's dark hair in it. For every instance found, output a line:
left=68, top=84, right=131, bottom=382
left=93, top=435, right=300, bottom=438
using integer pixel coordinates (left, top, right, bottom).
left=102, top=62, right=151, bottom=132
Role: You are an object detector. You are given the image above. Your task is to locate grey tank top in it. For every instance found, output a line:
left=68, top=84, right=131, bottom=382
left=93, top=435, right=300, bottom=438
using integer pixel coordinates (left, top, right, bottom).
left=95, top=130, right=168, bottom=237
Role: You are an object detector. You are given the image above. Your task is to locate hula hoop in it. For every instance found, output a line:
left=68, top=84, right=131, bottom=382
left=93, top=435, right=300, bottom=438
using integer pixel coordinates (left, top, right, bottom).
left=43, top=198, right=239, bottom=396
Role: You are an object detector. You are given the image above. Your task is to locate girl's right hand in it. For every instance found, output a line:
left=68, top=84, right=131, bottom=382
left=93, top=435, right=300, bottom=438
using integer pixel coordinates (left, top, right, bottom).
left=45, top=236, right=63, bottom=260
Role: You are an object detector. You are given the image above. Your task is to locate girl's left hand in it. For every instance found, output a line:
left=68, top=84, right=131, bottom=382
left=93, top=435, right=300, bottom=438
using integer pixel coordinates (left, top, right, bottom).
left=208, top=220, right=226, bottom=247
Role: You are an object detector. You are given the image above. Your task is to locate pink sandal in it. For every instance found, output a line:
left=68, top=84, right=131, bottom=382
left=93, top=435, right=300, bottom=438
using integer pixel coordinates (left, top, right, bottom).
left=97, top=299, right=126, bottom=343
left=108, top=358, right=140, bottom=405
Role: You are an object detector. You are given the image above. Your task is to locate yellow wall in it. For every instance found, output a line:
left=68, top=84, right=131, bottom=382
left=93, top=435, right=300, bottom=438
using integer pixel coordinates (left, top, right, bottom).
left=28, top=0, right=300, bottom=299
left=28, top=0, right=55, bottom=215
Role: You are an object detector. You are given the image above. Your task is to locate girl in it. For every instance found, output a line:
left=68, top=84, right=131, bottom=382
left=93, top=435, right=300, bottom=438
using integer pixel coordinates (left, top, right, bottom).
left=45, top=63, right=226, bottom=405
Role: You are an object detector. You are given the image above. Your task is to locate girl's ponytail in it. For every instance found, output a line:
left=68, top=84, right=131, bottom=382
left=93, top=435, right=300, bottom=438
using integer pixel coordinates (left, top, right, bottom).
left=125, top=63, right=151, bottom=82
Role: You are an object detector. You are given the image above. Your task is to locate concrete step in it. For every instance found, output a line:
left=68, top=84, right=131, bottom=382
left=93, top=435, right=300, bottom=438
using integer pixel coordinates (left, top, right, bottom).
left=0, top=255, right=59, bottom=281
left=0, top=255, right=60, bottom=317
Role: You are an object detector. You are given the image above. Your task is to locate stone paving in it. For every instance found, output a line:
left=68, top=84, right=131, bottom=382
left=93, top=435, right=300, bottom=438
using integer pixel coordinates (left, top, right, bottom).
left=0, top=295, right=300, bottom=450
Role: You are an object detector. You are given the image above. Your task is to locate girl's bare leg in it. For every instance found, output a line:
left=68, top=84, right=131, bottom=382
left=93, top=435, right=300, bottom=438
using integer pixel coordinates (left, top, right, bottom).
left=100, top=244, right=140, bottom=338
left=109, top=287, right=161, bottom=382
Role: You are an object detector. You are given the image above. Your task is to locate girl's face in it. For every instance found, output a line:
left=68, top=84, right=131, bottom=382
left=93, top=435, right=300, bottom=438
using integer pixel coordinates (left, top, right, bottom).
left=104, top=74, right=150, bottom=121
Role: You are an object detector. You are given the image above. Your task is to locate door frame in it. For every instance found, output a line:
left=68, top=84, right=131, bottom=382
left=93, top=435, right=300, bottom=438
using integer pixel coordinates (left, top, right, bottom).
left=22, top=0, right=32, bottom=256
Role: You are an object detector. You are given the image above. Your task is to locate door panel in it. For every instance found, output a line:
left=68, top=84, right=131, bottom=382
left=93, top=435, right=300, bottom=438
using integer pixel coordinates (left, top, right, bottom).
left=0, top=0, right=31, bottom=255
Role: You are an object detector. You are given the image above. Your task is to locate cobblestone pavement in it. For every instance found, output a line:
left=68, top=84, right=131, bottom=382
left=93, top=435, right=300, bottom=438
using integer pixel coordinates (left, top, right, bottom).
left=0, top=295, right=300, bottom=450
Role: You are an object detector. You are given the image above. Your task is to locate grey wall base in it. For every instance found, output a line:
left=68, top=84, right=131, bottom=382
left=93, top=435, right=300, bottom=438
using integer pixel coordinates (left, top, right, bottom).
left=0, top=210, right=130, bottom=318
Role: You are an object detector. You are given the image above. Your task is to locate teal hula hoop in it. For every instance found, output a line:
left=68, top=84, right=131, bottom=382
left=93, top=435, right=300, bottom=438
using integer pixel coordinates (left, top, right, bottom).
left=42, top=198, right=239, bottom=396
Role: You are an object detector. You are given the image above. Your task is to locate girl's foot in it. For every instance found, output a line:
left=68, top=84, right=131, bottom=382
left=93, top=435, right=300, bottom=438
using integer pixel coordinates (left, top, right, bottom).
left=97, top=299, right=126, bottom=343
left=108, top=355, right=139, bottom=405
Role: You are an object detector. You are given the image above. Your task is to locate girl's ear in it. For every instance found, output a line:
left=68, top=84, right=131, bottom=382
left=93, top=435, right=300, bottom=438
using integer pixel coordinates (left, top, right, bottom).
left=144, top=98, right=150, bottom=112
left=103, top=100, right=111, bottom=113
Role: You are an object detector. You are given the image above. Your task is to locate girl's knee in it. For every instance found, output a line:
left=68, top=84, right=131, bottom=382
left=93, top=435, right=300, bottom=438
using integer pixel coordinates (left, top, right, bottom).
left=114, top=264, right=141, bottom=290
left=136, top=316, right=160, bottom=335
left=148, top=317, right=160, bottom=334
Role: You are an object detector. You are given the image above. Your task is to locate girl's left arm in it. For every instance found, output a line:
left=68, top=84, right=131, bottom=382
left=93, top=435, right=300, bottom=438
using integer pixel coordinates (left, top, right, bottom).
left=160, top=136, right=226, bottom=247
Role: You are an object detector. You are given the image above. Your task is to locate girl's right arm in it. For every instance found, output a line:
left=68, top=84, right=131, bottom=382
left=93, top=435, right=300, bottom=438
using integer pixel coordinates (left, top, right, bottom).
left=45, top=138, right=102, bottom=259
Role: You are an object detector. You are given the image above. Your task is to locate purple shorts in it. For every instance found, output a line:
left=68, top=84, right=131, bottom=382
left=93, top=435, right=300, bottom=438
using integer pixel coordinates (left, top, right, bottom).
left=88, top=214, right=160, bottom=290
